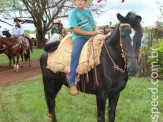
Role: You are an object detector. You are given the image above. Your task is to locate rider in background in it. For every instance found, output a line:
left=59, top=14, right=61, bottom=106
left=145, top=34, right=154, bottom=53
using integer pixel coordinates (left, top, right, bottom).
left=12, top=18, right=24, bottom=37
left=141, top=27, right=146, bottom=47
left=58, top=20, right=63, bottom=31
left=51, top=20, right=62, bottom=35
left=108, top=25, right=115, bottom=36
left=107, top=22, right=115, bottom=36
left=12, top=18, right=26, bottom=54
left=137, top=16, right=146, bottom=47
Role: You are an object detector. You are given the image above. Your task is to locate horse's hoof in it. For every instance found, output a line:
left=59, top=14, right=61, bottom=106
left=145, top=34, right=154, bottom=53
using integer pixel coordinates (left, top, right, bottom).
left=48, top=113, right=52, bottom=121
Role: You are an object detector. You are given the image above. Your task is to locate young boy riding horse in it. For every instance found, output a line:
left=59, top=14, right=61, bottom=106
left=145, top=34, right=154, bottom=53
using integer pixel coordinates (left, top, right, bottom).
left=68, top=0, right=100, bottom=95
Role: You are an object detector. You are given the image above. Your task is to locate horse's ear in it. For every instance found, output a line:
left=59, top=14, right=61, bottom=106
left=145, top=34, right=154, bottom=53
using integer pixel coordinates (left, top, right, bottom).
left=117, top=13, right=126, bottom=23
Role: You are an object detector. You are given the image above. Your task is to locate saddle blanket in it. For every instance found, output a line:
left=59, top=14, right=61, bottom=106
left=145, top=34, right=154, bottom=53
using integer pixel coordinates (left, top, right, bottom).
left=17, top=36, right=29, bottom=47
left=47, top=34, right=106, bottom=74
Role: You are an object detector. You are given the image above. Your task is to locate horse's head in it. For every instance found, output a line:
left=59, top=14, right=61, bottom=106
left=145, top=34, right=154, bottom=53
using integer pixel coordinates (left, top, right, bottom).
left=2, top=30, right=11, bottom=37
left=117, top=12, right=142, bottom=76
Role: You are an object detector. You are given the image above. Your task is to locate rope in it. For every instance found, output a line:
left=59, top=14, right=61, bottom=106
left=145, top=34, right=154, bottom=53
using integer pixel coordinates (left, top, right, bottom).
left=104, top=41, right=126, bottom=73
left=87, top=37, right=100, bottom=85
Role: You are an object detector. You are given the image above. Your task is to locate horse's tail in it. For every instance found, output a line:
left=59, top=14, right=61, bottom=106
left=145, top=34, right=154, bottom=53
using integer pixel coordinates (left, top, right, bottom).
left=25, top=36, right=33, bottom=53
left=44, top=41, right=60, bottom=52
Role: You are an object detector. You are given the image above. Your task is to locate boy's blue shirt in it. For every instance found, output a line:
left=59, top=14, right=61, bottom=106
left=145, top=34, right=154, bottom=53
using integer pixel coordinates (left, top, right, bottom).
left=68, top=8, right=97, bottom=41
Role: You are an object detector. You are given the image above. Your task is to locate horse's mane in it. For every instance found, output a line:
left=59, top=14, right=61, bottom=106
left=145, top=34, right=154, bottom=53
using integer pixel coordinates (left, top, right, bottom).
left=105, top=25, right=119, bottom=43
left=125, top=12, right=142, bottom=32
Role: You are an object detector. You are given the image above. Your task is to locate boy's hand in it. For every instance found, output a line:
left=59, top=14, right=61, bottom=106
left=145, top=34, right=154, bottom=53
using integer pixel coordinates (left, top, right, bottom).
left=92, top=30, right=101, bottom=36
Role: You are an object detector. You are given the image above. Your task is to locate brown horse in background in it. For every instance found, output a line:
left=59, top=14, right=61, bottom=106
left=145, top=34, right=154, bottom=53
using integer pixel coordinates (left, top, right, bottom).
left=0, top=36, right=32, bottom=71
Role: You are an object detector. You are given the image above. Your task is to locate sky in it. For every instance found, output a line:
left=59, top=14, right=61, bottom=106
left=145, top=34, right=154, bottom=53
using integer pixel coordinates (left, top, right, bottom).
left=0, top=0, right=161, bottom=32
left=93, top=0, right=160, bottom=27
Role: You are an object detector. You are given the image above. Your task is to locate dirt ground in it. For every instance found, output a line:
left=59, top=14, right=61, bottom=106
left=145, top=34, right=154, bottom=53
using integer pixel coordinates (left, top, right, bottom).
left=0, top=61, right=41, bottom=87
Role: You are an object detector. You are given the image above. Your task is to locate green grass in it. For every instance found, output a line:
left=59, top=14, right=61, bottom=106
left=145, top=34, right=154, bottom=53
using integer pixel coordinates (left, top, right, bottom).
left=0, top=77, right=162, bottom=122
left=0, top=49, right=44, bottom=66
left=30, top=49, right=44, bottom=61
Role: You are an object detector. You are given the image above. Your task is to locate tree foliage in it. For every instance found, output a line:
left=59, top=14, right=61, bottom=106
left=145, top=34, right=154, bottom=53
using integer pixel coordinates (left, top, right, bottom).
left=156, top=0, right=163, bottom=21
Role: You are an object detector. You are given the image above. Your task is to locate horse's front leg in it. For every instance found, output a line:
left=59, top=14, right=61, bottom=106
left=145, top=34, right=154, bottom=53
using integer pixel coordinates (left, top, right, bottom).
left=96, top=91, right=107, bottom=122
left=12, top=56, right=16, bottom=71
left=108, top=93, right=120, bottom=122
left=8, top=55, right=12, bottom=67
left=16, top=54, right=20, bottom=72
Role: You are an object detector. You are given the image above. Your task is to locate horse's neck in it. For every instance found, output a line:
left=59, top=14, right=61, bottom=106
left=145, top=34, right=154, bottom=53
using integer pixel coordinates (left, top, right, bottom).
left=104, top=27, right=124, bottom=63
left=2, top=38, right=15, bottom=46
left=1, top=38, right=9, bottom=46
left=106, top=27, right=120, bottom=48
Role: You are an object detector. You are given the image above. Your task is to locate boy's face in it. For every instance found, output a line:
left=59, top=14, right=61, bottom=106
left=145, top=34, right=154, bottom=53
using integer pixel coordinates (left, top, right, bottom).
left=75, top=0, right=86, bottom=9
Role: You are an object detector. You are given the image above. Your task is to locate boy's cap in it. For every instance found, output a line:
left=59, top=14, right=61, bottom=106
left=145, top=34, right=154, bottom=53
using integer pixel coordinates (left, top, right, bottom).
left=70, top=0, right=93, bottom=6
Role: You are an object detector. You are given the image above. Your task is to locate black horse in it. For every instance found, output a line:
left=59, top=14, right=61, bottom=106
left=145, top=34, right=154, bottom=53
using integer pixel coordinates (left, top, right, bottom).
left=40, top=12, right=142, bottom=122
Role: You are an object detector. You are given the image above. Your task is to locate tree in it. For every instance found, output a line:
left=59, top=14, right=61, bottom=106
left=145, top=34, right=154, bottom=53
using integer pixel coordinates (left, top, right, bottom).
left=22, top=0, right=107, bottom=47
left=21, top=0, right=69, bottom=47
left=156, top=0, right=163, bottom=21
left=1, top=0, right=107, bottom=48
left=0, top=0, right=14, bottom=26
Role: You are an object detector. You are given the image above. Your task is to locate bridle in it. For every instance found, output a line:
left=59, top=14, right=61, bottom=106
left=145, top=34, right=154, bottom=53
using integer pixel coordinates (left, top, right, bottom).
left=104, top=23, right=141, bottom=73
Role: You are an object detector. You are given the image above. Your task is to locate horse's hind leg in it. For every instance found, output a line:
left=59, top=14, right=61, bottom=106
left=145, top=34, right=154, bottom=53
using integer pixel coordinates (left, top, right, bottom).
left=43, top=78, right=62, bottom=122
left=108, top=93, right=120, bottom=122
left=96, top=91, right=107, bottom=122
left=7, top=54, right=12, bottom=67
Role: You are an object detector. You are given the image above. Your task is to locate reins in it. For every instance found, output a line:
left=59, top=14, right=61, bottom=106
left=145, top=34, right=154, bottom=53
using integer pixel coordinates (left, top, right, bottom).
left=103, top=23, right=131, bottom=73
left=4, top=37, right=19, bottom=49
left=86, top=36, right=100, bottom=86
left=104, top=41, right=126, bottom=73
left=104, top=23, right=142, bottom=73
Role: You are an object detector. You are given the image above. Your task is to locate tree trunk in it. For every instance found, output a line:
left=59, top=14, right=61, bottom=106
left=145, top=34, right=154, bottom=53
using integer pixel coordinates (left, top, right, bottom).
left=36, top=28, right=46, bottom=48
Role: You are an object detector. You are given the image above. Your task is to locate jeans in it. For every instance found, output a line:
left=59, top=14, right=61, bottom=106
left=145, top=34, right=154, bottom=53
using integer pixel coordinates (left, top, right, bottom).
left=69, top=37, right=87, bottom=86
